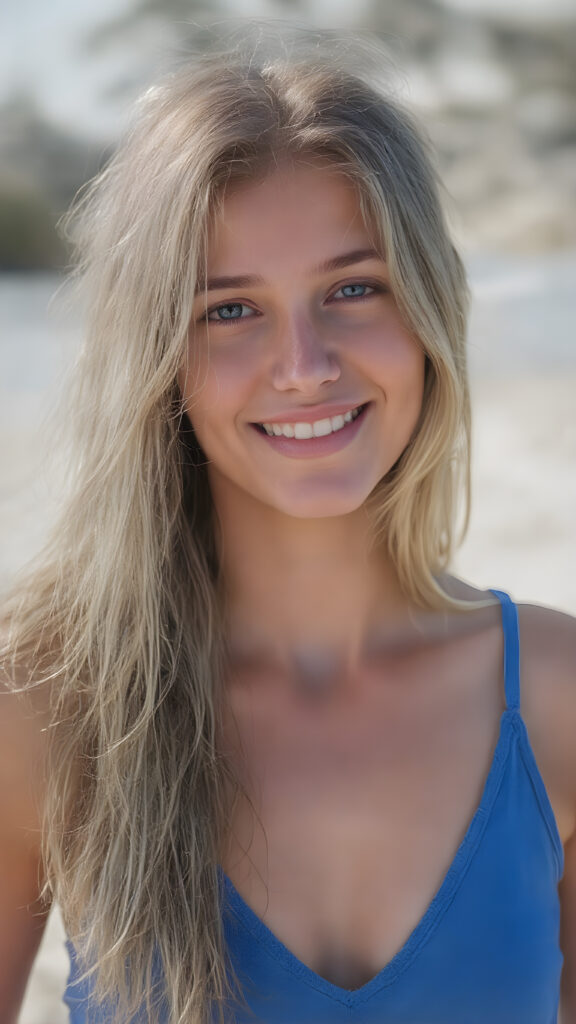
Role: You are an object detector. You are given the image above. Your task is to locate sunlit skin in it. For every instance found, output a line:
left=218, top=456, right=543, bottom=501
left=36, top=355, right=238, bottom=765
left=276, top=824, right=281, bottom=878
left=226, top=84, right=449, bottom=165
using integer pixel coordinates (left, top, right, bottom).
left=180, top=162, right=427, bottom=675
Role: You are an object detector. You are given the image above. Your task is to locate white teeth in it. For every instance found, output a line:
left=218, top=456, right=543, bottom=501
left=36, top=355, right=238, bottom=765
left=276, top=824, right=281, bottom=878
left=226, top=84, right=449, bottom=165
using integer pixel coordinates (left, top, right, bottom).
left=312, top=417, right=333, bottom=438
left=260, top=406, right=364, bottom=440
left=294, top=422, right=314, bottom=439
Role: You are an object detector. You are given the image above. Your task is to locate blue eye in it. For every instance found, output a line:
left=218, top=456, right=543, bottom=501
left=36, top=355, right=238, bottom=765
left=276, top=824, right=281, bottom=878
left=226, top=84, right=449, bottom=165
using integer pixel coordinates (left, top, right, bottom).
left=333, top=283, right=375, bottom=300
left=206, top=302, right=255, bottom=322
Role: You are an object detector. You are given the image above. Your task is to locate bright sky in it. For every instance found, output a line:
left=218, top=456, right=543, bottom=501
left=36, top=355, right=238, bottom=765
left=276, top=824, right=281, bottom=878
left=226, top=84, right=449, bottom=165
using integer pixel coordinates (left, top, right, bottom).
left=0, top=0, right=134, bottom=138
left=1, top=0, right=574, bottom=139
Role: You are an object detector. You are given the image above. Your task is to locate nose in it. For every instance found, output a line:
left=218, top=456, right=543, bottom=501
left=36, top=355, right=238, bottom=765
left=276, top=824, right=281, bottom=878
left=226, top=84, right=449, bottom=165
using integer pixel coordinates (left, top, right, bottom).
left=271, top=313, right=341, bottom=394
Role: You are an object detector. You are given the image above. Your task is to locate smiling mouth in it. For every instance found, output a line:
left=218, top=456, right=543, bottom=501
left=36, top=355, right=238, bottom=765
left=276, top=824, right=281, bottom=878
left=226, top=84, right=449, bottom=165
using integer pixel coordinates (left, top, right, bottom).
left=254, top=404, right=368, bottom=439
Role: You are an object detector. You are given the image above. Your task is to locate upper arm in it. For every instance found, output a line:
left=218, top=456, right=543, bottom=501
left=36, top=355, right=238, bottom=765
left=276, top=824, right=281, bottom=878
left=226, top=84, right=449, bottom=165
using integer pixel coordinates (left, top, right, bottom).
left=0, top=676, right=51, bottom=1024
left=560, top=832, right=576, bottom=1022
left=518, top=604, right=576, bottom=1022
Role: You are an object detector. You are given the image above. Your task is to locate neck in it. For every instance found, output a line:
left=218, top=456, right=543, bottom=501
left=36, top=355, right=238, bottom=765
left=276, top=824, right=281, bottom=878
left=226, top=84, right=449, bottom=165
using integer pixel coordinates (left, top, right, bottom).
left=213, top=482, right=411, bottom=680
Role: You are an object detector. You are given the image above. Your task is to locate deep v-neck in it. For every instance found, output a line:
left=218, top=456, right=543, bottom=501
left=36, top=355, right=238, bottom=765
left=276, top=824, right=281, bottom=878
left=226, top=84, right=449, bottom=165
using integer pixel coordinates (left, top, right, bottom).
left=63, top=594, right=564, bottom=1021
left=218, top=709, right=515, bottom=1005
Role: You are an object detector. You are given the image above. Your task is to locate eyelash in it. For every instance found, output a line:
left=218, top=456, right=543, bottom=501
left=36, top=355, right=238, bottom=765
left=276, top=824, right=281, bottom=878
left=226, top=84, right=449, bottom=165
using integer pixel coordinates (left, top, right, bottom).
left=201, top=280, right=384, bottom=326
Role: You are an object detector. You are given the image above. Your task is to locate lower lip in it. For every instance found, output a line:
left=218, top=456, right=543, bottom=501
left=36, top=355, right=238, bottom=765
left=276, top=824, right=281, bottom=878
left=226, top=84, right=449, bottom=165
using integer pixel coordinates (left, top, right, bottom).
left=250, top=404, right=370, bottom=459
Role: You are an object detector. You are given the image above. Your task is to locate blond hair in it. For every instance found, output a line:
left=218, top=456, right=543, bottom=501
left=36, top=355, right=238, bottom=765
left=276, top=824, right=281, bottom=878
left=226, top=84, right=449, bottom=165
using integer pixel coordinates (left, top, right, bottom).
left=2, top=27, right=471, bottom=1023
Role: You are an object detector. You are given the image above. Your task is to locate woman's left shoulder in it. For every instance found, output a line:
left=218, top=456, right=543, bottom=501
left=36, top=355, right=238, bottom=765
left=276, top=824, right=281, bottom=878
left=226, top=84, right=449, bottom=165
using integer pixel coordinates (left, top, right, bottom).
left=516, top=601, right=576, bottom=821
left=518, top=607, right=576, bottom=1021
left=517, top=600, right=576, bottom=688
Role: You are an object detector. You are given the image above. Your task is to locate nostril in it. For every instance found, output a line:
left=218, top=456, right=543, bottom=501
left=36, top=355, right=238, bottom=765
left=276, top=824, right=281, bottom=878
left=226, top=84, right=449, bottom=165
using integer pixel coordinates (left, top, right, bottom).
left=271, top=343, right=341, bottom=392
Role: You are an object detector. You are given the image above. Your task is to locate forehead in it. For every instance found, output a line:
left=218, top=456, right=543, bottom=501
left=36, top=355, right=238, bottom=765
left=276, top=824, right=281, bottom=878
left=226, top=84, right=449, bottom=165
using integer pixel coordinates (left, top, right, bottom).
left=206, top=162, right=376, bottom=275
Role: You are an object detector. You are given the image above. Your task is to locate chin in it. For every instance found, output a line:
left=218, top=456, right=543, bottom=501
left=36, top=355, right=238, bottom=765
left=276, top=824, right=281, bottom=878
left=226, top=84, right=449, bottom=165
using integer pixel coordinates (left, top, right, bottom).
left=269, top=484, right=374, bottom=520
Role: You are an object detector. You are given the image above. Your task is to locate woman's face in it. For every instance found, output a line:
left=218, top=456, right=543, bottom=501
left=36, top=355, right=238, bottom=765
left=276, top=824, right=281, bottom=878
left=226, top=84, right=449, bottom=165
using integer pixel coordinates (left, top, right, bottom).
left=181, top=162, right=426, bottom=520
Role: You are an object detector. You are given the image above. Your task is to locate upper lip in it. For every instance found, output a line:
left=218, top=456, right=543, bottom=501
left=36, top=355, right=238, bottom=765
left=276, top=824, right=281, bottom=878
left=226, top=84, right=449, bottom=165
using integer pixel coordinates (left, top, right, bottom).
left=253, top=402, right=367, bottom=425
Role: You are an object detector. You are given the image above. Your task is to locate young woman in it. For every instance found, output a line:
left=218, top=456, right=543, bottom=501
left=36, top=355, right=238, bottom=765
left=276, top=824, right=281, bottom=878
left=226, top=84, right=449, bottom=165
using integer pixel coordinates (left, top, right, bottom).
left=2, top=28, right=575, bottom=1024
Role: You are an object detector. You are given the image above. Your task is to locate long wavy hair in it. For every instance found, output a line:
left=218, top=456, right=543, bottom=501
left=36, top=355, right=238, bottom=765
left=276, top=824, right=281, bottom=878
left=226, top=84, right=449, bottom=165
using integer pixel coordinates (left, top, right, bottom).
left=2, top=26, right=472, bottom=1024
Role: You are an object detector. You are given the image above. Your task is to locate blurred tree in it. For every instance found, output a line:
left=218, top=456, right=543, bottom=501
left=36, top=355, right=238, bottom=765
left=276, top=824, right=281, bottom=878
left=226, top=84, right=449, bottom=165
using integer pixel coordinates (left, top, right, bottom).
left=0, top=183, right=66, bottom=271
left=0, top=93, right=110, bottom=209
left=0, top=94, right=108, bottom=270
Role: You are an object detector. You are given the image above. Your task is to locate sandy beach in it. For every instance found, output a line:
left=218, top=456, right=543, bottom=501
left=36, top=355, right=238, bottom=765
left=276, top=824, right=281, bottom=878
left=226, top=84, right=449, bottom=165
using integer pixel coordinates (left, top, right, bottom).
left=1, top=254, right=574, bottom=1021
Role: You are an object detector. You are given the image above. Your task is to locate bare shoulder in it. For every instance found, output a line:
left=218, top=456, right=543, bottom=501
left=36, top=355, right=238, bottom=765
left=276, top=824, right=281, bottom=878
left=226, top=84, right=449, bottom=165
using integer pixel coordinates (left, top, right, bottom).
left=518, top=601, right=576, bottom=668
left=518, top=602, right=576, bottom=713
left=516, top=602, right=576, bottom=832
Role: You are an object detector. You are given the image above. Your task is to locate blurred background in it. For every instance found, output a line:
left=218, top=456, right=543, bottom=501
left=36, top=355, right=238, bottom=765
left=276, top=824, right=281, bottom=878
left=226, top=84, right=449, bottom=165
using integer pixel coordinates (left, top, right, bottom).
left=1, top=0, right=575, bottom=1020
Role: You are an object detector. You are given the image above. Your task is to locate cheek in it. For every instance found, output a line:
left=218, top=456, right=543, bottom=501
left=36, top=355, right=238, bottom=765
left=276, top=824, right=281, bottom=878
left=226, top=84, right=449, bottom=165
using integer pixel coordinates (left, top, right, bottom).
left=399, top=341, right=426, bottom=396
left=180, top=338, right=235, bottom=405
left=398, top=349, right=427, bottom=429
left=179, top=342, right=262, bottom=449
left=361, top=323, right=425, bottom=393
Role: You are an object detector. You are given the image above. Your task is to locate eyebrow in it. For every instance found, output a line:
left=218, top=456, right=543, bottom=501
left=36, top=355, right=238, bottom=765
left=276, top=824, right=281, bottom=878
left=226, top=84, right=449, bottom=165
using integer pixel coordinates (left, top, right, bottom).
left=197, top=248, right=383, bottom=294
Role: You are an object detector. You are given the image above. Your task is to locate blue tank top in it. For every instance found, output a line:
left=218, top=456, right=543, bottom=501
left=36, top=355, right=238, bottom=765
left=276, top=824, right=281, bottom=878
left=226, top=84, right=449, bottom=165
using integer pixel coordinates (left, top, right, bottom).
left=64, top=590, right=564, bottom=1023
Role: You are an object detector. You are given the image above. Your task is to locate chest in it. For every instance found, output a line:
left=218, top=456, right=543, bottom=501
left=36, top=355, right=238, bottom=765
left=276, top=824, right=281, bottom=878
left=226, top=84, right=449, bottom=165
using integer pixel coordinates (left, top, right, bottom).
left=218, top=658, right=505, bottom=989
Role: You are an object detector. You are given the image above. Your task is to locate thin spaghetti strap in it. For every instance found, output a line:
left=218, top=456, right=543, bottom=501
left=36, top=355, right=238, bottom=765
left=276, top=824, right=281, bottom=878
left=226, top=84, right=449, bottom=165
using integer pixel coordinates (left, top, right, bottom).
left=489, top=589, right=521, bottom=712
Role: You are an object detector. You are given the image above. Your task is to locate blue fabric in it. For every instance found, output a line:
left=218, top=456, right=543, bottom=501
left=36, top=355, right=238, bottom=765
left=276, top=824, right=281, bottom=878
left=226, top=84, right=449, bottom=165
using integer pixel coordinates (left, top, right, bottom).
left=64, top=590, right=564, bottom=1022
